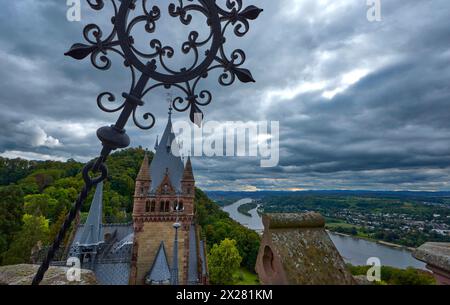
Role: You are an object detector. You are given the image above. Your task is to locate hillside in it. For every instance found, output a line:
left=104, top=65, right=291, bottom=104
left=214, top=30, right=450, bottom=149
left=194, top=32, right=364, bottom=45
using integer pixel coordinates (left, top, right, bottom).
left=0, top=149, right=260, bottom=271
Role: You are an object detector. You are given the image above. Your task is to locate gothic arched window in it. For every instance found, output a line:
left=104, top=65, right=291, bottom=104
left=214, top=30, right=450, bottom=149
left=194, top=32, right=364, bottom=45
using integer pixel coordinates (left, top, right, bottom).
left=150, top=200, right=156, bottom=212
left=179, top=201, right=184, bottom=211
left=160, top=201, right=165, bottom=212
left=165, top=201, right=170, bottom=212
left=145, top=200, right=151, bottom=213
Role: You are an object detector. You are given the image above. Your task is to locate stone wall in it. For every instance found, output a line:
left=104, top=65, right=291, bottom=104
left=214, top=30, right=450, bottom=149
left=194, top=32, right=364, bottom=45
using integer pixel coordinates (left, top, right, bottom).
left=255, top=212, right=356, bottom=285
left=413, top=242, right=450, bottom=285
left=133, top=221, right=188, bottom=284
left=0, top=264, right=97, bottom=285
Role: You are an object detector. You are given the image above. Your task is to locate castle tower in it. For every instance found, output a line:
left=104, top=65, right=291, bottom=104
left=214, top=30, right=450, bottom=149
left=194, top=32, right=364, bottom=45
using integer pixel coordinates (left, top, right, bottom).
left=129, top=108, right=206, bottom=285
left=181, top=156, right=195, bottom=197
left=133, top=153, right=151, bottom=215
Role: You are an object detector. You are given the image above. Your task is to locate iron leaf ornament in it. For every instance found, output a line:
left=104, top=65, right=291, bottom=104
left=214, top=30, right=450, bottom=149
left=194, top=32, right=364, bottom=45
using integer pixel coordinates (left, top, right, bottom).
left=33, top=0, right=261, bottom=285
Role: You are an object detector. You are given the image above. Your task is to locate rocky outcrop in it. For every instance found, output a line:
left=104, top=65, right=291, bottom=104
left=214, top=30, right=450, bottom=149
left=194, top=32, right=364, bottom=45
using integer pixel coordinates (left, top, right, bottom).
left=255, top=212, right=356, bottom=285
left=413, top=242, right=450, bottom=285
left=0, top=264, right=97, bottom=285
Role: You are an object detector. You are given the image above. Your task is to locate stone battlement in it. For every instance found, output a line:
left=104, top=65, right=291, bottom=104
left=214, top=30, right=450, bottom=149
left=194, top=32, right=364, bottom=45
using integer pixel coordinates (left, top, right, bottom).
left=262, top=212, right=325, bottom=229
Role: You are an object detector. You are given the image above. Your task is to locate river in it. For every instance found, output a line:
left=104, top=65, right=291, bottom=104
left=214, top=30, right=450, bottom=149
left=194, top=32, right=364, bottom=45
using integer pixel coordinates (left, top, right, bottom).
left=222, top=198, right=426, bottom=270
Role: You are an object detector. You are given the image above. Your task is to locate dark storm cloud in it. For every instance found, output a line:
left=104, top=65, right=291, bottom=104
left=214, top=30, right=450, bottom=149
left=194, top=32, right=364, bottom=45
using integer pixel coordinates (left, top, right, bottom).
left=1, top=0, right=450, bottom=190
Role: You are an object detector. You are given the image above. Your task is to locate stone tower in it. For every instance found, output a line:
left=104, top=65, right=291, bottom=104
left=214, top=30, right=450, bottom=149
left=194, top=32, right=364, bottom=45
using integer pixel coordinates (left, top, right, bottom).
left=129, top=109, right=207, bottom=285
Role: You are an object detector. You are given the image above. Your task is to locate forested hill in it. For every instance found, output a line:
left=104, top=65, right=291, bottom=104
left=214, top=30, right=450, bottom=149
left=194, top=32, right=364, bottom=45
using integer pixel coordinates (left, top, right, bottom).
left=0, top=148, right=260, bottom=271
left=0, top=148, right=148, bottom=265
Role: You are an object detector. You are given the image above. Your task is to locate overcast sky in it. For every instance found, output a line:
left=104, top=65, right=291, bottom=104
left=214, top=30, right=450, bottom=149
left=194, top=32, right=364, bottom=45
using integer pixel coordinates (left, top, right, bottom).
left=1, top=0, right=450, bottom=191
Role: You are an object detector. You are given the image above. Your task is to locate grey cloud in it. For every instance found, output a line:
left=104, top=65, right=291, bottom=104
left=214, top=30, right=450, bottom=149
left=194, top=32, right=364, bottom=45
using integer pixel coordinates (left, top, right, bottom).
left=1, top=0, right=450, bottom=191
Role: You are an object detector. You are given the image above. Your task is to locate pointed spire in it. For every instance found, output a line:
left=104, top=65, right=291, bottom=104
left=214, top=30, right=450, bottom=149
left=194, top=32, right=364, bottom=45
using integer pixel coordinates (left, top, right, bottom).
left=154, top=135, right=159, bottom=150
left=182, top=156, right=194, bottom=181
left=167, top=93, right=173, bottom=122
left=149, top=99, right=184, bottom=192
left=166, top=98, right=175, bottom=153
left=137, top=153, right=151, bottom=181
left=146, top=242, right=171, bottom=284
left=79, top=181, right=104, bottom=247
left=166, top=133, right=172, bottom=152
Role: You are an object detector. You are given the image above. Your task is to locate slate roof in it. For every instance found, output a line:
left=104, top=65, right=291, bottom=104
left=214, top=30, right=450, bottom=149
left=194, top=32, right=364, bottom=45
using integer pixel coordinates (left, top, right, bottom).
left=146, top=242, right=171, bottom=284
left=71, top=223, right=133, bottom=248
left=149, top=114, right=184, bottom=192
left=78, top=182, right=104, bottom=247
left=187, top=224, right=199, bottom=285
left=68, top=181, right=134, bottom=285
left=94, top=262, right=131, bottom=285
left=68, top=223, right=134, bottom=285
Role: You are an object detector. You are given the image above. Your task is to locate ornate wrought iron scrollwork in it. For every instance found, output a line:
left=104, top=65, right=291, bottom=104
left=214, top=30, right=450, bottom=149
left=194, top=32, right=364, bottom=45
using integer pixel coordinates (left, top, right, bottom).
left=65, top=0, right=262, bottom=128
left=33, top=0, right=261, bottom=285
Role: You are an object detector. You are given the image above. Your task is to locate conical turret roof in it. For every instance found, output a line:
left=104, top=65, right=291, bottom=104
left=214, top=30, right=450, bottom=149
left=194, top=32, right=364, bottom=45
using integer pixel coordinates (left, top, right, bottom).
left=137, top=153, right=151, bottom=181
left=182, top=156, right=194, bottom=181
left=149, top=112, right=184, bottom=192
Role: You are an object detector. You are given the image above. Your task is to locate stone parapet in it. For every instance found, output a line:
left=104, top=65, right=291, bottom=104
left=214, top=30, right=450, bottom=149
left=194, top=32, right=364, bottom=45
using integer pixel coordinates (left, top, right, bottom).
left=0, top=264, right=97, bottom=285
left=263, top=212, right=325, bottom=229
left=255, top=212, right=355, bottom=285
left=413, top=242, right=450, bottom=285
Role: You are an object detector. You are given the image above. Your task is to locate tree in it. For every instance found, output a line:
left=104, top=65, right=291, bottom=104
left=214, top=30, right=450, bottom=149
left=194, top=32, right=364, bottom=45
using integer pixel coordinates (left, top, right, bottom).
left=43, top=186, right=73, bottom=222
left=347, top=264, right=436, bottom=285
left=0, top=157, right=34, bottom=186
left=3, top=214, right=50, bottom=265
left=23, top=193, right=58, bottom=219
left=208, top=238, right=242, bottom=285
left=49, top=208, right=68, bottom=244
left=194, top=188, right=261, bottom=270
left=0, top=185, right=24, bottom=263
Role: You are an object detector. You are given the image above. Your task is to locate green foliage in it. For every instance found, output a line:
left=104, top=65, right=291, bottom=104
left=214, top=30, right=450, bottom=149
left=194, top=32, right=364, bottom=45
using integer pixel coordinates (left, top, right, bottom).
left=195, top=188, right=260, bottom=271
left=49, top=208, right=71, bottom=246
left=0, top=157, right=34, bottom=186
left=233, top=268, right=260, bottom=285
left=237, top=202, right=258, bottom=217
left=208, top=238, right=242, bottom=285
left=0, top=147, right=149, bottom=264
left=262, top=193, right=450, bottom=247
left=0, top=185, right=24, bottom=264
left=3, top=214, right=49, bottom=265
left=348, top=264, right=436, bottom=285
left=329, top=225, right=360, bottom=236
left=24, top=194, right=58, bottom=219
